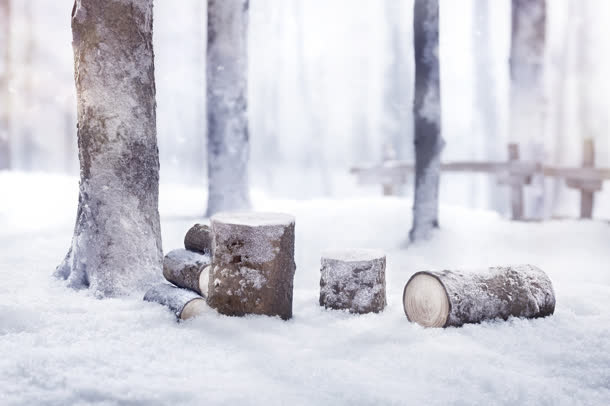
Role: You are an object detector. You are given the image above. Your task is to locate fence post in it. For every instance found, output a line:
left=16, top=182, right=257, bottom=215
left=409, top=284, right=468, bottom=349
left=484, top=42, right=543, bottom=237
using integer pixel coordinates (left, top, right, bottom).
left=508, top=143, right=524, bottom=220
left=580, top=138, right=595, bottom=219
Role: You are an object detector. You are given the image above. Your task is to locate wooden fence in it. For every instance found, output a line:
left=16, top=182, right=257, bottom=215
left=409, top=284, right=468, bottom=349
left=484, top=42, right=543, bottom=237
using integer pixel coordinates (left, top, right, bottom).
left=350, top=139, right=610, bottom=220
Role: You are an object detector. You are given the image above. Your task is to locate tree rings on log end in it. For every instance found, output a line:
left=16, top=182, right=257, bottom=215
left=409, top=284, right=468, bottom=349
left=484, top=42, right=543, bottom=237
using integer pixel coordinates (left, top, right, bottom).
left=403, top=272, right=449, bottom=328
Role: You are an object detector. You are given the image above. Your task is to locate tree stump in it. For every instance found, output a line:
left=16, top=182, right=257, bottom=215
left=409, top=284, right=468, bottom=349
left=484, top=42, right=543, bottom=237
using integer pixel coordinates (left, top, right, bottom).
left=403, top=264, right=555, bottom=328
left=319, top=249, right=387, bottom=314
left=184, top=224, right=212, bottom=255
left=162, top=249, right=211, bottom=296
left=144, top=284, right=208, bottom=320
left=207, top=212, right=296, bottom=320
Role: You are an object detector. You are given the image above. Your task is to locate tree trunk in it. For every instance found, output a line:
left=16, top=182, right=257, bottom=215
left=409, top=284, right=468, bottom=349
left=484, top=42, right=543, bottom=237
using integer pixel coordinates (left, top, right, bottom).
left=510, top=0, right=546, bottom=218
left=163, top=249, right=210, bottom=296
left=207, top=212, right=296, bottom=320
left=144, top=284, right=208, bottom=320
left=410, top=0, right=444, bottom=242
left=403, top=265, right=555, bottom=328
left=55, top=0, right=163, bottom=297
left=206, top=0, right=250, bottom=216
left=0, top=0, right=10, bottom=169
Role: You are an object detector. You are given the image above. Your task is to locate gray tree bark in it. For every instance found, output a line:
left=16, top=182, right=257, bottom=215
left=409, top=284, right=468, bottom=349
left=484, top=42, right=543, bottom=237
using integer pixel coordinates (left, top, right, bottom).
left=55, top=0, right=163, bottom=297
left=403, top=265, right=555, bottom=328
left=184, top=223, right=212, bottom=254
left=144, top=283, right=208, bottom=320
left=206, top=0, right=250, bottom=216
left=410, top=0, right=444, bottom=242
left=163, top=249, right=210, bottom=296
left=0, top=0, right=10, bottom=169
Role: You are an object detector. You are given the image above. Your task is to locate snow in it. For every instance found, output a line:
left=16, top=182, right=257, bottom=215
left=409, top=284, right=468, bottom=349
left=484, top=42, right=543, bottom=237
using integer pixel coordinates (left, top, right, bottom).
left=212, top=212, right=295, bottom=227
left=1, top=172, right=610, bottom=405
left=165, top=248, right=210, bottom=268
left=322, top=248, right=385, bottom=262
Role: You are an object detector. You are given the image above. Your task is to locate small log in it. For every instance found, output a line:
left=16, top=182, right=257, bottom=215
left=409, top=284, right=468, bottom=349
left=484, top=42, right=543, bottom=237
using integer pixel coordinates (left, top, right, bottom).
left=184, top=224, right=212, bottom=254
left=207, top=212, right=296, bottom=320
left=320, top=249, right=386, bottom=314
left=403, top=264, right=555, bottom=327
left=162, top=249, right=211, bottom=296
left=144, top=284, right=208, bottom=320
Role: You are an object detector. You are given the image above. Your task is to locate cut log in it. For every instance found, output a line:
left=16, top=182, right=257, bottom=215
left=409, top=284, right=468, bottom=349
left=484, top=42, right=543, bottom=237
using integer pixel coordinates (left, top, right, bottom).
left=184, top=224, right=212, bottom=255
left=207, top=212, right=296, bottom=320
left=403, top=264, right=555, bottom=328
left=143, top=284, right=208, bottom=320
left=162, top=249, right=211, bottom=296
left=320, top=249, right=386, bottom=314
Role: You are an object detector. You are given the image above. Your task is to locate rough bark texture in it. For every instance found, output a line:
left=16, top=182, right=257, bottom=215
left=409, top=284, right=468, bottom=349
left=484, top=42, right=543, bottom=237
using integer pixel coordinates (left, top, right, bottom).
left=144, top=283, right=207, bottom=320
left=0, top=0, right=11, bottom=169
left=410, top=0, right=444, bottom=242
left=319, top=250, right=386, bottom=314
left=404, top=265, right=555, bottom=328
left=184, top=224, right=212, bottom=254
left=163, top=249, right=210, bottom=296
left=206, top=0, right=250, bottom=216
left=207, top=212, right=296, bottom=320
left=55, top=0, right=163, bottom=297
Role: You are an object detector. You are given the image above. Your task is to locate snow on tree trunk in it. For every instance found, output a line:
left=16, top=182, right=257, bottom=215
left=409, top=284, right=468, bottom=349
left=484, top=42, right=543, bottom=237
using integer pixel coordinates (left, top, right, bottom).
left=0, top=0, right=10, bottom=169
left=403, top=265, right=555, bottom=328
left=144, top=283, right=208, bottom=320
left=510, top=0, right=546, bottom=218
left=410, top=0, right=444, bottom=242
left=163, top=249, right=211, bottom=297
left=55, top=0, right=163, bottom=297
left=207, top=212, right=296, bottom=320
left=319, top=249, right=386, bottom=314
left=184, top=224, right=212, bottom=255
left=206, top=0, right=250, bottom=216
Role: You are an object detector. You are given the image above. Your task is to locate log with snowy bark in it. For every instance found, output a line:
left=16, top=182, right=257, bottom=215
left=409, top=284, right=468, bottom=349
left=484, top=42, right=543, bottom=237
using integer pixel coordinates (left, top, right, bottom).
left=184, top=224, right=212, bottom=254
left=144, top=284, right=208, bottom=320
left=319, top=249, right=386, bottom=314
left=162, top=249, right=211, bottom=296
left=403, top=264, right=555, bottom=328
left=207, top=212, right=296, bottom=320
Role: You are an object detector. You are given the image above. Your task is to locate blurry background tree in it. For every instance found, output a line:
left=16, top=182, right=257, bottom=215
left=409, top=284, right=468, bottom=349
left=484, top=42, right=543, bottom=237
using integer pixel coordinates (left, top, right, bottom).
left=0, top=0, right=11, bottom=169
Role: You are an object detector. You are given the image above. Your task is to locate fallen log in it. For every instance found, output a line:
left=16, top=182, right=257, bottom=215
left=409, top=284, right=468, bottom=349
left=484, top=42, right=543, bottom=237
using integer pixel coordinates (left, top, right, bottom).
left=207, top=212, right=296, bottom=320
left=319, top=249, right=386, bottom=314
left=144, top=284, right=208, bottom=320
left=162, top=249, right=210, bottom=296
left=403, top=264, right=555, bottom=328
left=184, top=224, right=212, bottom=254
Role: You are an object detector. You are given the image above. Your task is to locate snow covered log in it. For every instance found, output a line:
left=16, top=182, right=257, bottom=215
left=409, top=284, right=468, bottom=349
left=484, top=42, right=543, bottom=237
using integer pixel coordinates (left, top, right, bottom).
left=184, top=224, right=212, bottom=255
left=403, top=265, right=555, bottom=328
left=207, top=212, right=296, bottom=320
left=144, top=284, right=208, bottom=320
left=319, top=249, right=387, bottom=314
left=162, top=249, right=211, bottom=297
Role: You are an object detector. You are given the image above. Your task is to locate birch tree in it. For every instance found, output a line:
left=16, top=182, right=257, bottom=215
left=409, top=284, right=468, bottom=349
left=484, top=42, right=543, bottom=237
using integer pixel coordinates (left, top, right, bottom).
left=410, top=0, right=444, bottom=242
left=0, top=0, right=10, bottom=169
left=206, top=0, right=250, bottom=216
left=56, top=0, right=163, bottom=297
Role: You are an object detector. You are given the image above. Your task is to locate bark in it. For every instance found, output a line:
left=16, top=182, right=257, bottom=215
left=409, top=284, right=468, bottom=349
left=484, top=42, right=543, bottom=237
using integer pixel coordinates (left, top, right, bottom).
left=163, top=249, right=210, bottom=296
left=0, top=0, right=10, bottom=169
left=403, top=265, right=555, bottom=328
left=410, top=0, right=444, bottom=242
left=184, top=223, right=212, bottom=254
left=319, top=249, right=386, bottom=314
left=206, top=0, right=250, bottom=216
left=144, top=283, right=208, bottom=320
left=56, top=0, right=163, bottom=297
left=207, top=212, right=296, bottom=320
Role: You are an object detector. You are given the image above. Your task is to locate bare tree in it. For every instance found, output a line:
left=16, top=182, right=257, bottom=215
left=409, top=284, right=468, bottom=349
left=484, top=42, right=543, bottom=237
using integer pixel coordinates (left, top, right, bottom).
left=0, top=0, right=10, bottom=169
left=206, top=0, right=250, bottom=216
left=56, top=0, right=163, bottom=297
left=410, top=0, right=444, bottom=242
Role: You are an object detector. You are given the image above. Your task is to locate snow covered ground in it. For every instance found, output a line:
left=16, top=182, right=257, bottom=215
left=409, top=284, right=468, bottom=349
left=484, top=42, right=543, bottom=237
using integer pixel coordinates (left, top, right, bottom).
left=1, top=172, right=609, bottom=405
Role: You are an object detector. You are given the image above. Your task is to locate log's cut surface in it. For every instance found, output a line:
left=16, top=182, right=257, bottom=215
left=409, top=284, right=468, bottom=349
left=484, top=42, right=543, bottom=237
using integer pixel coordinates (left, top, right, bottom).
left=320, top=249, right=386, bottom=314
left=162, top=249, right=211, bottom=296
left=184, top=224, right=212, bottom=254
left=207, top=212, right=296, bottom=320
left=403, top=264, right=555, bottom=328
left=144, top=284, right=208, bottom=320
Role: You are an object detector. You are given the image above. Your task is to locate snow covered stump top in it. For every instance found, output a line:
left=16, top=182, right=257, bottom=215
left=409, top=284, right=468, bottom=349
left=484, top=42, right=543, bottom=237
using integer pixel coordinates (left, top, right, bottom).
left=403, top=265, right=556, bottom=328
left=207, top=212, right=296, bottom=320
left=320, top=249, right=387, bottom=314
